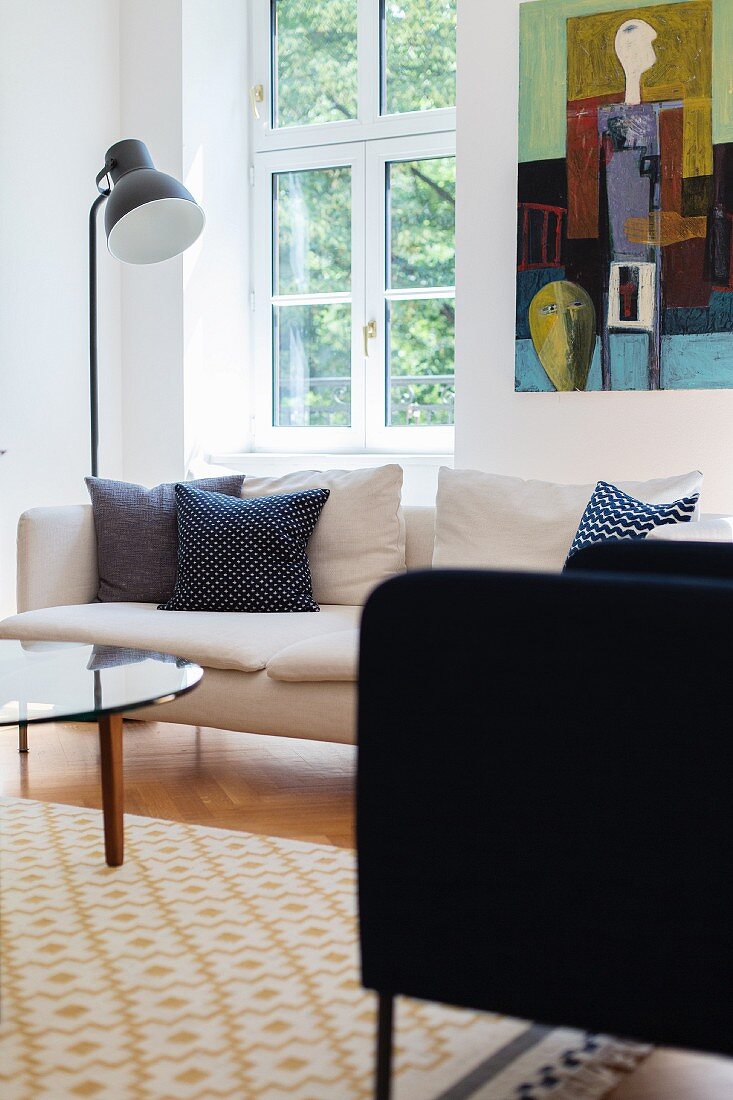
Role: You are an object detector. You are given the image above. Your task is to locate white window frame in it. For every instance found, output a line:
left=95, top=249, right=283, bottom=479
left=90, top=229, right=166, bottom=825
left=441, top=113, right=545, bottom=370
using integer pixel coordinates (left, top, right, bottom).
left=253, top=144, right=367, bottom=453
left=365, top=132, right=456, bottom=452
left=249, top=0, right=456, bottom=455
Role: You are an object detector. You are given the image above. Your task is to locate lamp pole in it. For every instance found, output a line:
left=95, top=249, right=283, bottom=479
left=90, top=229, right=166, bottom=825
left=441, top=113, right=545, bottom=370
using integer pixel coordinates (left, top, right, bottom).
left=89, top=171, right=111, bottom=479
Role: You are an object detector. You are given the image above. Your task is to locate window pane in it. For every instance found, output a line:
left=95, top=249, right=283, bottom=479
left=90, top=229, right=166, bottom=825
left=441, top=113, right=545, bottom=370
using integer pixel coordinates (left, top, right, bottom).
left=382, top=0, right=456, bottom=115
left=272, top=0, right=358, bottom=128
left=274, top=167, right=351, bottom=296
left=388, top=157, right=455, bottom=290
left=388, top=297, right=454, bottom=426
left=275, top=303, right=351, bottom=427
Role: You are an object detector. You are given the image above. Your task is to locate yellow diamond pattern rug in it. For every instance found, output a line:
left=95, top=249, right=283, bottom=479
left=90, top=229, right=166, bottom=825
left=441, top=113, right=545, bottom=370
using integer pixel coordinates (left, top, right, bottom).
left=0, top=798, right=650, bottom=1099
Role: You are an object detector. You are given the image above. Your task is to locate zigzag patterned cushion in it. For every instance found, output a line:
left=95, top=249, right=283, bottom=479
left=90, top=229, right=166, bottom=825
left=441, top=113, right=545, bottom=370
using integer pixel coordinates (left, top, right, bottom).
left=159, top=484, right=330, bottom=613
left=566, top=481, right=699, bottom=565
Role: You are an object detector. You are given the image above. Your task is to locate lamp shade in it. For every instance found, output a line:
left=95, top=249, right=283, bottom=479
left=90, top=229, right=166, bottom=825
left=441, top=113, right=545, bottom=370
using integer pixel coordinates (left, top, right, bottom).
left=102, top=139, right=205, bottom=265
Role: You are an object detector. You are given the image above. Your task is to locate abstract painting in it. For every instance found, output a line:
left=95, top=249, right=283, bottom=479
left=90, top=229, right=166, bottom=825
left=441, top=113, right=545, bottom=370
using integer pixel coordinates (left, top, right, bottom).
left=516, top=0, right=733, bottom=390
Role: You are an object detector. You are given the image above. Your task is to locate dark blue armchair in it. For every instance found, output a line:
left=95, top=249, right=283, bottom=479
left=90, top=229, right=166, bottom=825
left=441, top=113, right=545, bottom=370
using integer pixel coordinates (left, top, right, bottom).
left=357, top=562, right=733, bottom=1099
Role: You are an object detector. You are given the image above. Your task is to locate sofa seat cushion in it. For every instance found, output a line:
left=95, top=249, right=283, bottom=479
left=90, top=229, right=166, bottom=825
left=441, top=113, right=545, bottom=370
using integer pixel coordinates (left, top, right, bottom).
left=266, top=630, right=359, bottom=683
left=0, top=602, right=362, bottom=674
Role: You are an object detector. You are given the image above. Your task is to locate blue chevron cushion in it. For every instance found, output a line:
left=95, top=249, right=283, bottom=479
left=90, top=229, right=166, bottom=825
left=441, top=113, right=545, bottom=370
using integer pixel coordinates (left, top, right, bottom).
left=566, top=481, right=699, bottom=565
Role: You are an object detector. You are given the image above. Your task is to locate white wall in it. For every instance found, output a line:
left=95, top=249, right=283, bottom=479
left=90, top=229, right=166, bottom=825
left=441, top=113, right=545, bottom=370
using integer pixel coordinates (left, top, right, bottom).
left=0, top=0, right=122, bottom=617
left=119, top=0, right=185, bottom=486
left=118, top=0, right=250, bottom=486
left=455, top=0, right=733, bottom=512
left=182, top=0, right=250, bottom=468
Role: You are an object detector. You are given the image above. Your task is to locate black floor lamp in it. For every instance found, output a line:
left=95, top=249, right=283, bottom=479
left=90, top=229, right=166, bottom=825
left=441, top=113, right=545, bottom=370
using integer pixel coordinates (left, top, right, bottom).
left=89, top=139, right=205, bottom=476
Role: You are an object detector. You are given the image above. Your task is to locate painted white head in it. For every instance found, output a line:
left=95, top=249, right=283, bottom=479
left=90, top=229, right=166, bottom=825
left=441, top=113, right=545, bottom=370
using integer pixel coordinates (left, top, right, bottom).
left=615, top=19, right=658, bottom=105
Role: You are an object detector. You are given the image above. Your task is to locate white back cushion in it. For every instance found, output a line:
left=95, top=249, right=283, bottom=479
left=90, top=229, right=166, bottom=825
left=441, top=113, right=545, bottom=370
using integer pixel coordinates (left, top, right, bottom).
left=240, top=465, right=405, bottom=604
left=648, top=516, right=733, bottom=543
left=404, top=507, right=436, bottom=570
left=433, top=467, right=703, bottom=573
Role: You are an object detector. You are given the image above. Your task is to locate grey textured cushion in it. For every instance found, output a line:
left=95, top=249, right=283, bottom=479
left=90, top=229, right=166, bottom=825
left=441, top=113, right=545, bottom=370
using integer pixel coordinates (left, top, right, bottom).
left=85, top=475, right=245, bottom=603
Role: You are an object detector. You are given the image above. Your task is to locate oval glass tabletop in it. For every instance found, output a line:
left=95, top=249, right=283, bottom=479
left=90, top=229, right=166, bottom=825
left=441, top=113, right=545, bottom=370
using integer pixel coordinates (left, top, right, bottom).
left=0, top=640, right=202, bottom=726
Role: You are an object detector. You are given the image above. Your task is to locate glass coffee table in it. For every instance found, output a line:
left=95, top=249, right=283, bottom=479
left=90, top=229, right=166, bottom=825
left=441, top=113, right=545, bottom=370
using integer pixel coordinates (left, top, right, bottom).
left=0, top=640, right=202, bottom=867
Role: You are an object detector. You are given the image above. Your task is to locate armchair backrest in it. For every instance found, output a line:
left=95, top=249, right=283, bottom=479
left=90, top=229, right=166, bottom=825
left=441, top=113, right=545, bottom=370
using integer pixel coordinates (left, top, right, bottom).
left=567, top=537, right=733, bottom=580
left=357, top=568, right=733, bottom=1054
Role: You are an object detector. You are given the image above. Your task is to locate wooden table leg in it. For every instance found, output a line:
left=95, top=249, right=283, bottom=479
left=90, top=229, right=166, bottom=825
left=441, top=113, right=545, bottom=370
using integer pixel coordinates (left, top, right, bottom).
left=98, top=713, right=124, bottom=867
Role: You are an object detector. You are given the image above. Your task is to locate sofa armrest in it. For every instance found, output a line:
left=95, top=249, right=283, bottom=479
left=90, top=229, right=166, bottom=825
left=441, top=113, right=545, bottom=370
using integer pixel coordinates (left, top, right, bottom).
left=17, top=506, right=98, bottom=613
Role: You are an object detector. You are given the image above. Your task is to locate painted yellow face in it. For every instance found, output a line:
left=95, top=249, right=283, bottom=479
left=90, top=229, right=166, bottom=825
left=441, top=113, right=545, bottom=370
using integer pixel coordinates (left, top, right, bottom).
left=528, top=281, right=596, bottom=391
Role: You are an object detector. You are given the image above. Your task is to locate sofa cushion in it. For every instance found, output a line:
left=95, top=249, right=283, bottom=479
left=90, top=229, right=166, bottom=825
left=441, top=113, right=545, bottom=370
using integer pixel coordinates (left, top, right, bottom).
left=0, top=602, right=361, bottom=674
left=160, top=485, right=329, bottom=614
left=404, top=506, right=436, bottom=571
left=433, top=467, right=704, bottom=573
left=85, top=474, right=245, bottom=604
left=266, top=630, right=359, bottom=683
left=566, top=481, right=699, bottom=564
left=648, top=516, right=733, bottom=543
left=239, top=465, right=405, bottom=605
left=131, top=667, right=358, bottom=744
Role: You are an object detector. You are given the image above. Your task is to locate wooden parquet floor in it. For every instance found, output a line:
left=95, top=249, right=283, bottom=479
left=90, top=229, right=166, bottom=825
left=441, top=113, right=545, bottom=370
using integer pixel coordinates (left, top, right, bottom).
left=0, top=719, right=356, bottom=847
left=1, top=718, right=732, bottom=1099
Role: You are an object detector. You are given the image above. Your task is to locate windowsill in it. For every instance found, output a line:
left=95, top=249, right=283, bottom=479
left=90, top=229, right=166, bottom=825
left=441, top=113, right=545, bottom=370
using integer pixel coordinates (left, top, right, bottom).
left=204, top=453, right=453, bottom=506
left=205, top=452, right=453, bottom=468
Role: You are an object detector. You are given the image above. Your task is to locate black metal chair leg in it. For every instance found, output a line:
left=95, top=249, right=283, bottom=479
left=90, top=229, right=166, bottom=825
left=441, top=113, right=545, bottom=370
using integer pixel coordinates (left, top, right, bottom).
left=375, top=992, right=394, bottom=1100
left=18, top=722, right=28, bottom=753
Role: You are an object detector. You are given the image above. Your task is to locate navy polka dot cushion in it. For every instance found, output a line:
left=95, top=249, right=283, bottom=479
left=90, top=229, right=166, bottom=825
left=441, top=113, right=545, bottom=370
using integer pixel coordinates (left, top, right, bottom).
left=159, top=484, right=330, bottom=613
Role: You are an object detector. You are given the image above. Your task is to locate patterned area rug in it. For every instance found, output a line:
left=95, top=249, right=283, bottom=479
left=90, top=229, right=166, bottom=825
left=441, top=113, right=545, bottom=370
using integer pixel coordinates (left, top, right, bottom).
left=0, top=799, right=650, bottom=1099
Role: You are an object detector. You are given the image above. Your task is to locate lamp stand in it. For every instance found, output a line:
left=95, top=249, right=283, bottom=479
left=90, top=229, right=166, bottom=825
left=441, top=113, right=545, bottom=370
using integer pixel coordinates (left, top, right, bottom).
left=89, top=166, right=111, bottom=479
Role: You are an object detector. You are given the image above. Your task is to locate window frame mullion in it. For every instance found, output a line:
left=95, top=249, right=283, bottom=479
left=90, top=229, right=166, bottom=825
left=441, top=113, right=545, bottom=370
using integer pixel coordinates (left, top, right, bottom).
left=359, top=0, right=381, bottom=128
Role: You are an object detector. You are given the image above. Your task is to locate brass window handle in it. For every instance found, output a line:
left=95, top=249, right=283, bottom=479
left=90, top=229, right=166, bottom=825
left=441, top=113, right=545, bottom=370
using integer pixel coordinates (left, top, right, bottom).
left=250, top=84, right=264, bottom=120
left=363, top=320, right=377, bottom=357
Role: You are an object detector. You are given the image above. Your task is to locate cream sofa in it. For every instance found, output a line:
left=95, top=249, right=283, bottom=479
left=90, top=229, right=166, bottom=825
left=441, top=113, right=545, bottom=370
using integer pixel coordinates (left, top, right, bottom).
left=3, top=473, right=731, bottom=747
left=0, top=504, right=436, bottom=745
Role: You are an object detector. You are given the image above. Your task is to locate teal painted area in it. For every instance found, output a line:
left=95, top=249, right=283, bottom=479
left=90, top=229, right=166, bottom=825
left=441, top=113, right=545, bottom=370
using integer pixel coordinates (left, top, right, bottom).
left=516, top=336, right=648, bottom=390
left=516, top=339, right=555, bottom=390
left=662, top=332, right=733, bottom=387
left=665, top=291, right=733, bottom=335
left=587, top=339, right=603, bottom=388
left=517, top=331, right=733, bottom=390
left=609, top=334, right=650, bottom=389
left=518, top=0, right=733, bottom=163
left=515, top=337, right=602, bottom=390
